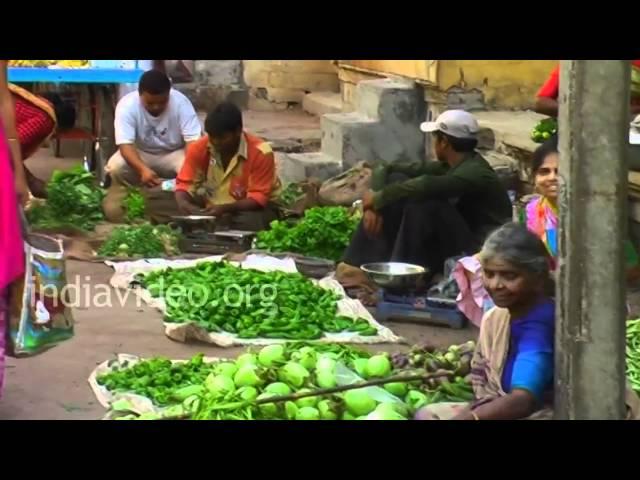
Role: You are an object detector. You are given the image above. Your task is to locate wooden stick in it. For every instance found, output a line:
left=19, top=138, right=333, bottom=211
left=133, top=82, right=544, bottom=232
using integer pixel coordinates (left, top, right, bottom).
left=254, top=369, right=451, bottom=406
left=159, top=369, right=454, bottom=420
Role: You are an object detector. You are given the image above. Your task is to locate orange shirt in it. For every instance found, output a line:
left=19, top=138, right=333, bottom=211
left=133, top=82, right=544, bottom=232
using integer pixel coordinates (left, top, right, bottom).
left=176, top=132, right=281, bottom=207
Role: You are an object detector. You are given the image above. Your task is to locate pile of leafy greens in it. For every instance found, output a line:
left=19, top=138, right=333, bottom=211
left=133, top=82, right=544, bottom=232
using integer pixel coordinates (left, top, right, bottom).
left=255, top=206, right=359, bottom=261
left=26, top=166, right=105, bottom=231
left=122, top=188, right=146, bottom=223
left=98, top=223, right=181, bottom=258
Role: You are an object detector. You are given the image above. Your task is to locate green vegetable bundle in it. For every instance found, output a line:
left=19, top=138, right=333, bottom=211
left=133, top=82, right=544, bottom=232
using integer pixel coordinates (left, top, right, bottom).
left=531, top=118, right=557, bottom=143
left=97, top=353, right=215, bottom=405
left=98, top=223, right=181, bottom=258
left=139, top=261, right=377, bottom=339
left=627, top=319, right=640, bottom=392
left=26, top=166, right=105, bottom=231
left=123, top=188, right=146, bottom=223
left=255, top=206, right=358, bottom=262
left=277, top=182, right=305, bottom=208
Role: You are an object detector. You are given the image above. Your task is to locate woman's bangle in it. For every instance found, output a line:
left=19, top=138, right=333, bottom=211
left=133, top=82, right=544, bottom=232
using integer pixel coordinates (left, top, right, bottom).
left=470, top=410, right=480, bottom=421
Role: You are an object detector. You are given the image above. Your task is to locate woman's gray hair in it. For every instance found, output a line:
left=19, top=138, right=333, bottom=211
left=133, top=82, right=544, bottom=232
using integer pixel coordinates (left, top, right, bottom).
left=479, top=223, right=551, bottom=276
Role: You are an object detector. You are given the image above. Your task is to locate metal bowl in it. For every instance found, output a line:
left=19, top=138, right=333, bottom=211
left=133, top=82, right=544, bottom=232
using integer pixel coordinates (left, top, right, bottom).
left=360, top=262, right=428, bottom=290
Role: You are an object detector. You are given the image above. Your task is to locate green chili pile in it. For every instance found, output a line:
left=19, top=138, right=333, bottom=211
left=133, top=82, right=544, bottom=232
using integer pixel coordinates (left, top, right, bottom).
left=138, top=261, right=377, bottom=339
left=627, top=319, right=640, bottom=392
left=97, top=353, right=216, bottom=405
left=255, top=206, right=358, bottom=261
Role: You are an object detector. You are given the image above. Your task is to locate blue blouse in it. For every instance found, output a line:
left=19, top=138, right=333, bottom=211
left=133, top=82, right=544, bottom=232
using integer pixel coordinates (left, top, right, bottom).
left=501, top=299, right=555, bottom=403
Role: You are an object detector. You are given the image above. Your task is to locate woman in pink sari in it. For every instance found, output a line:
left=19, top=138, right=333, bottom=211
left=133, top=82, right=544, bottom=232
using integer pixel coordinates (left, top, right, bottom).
left=0, top=60, right=27, bottom=396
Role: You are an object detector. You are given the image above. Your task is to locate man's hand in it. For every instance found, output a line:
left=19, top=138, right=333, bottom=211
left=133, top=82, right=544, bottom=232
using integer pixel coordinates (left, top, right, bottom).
left=175, top=190, right=203, bottom=215
left=362, top=190, right=376, bottom=211
left=363, top=210, right=383, bottom=238
left=203, top=204, right=228, bottom=217
left=140, top=167, right=162, bottom=188
left=177, top=199, right=201, bottom=215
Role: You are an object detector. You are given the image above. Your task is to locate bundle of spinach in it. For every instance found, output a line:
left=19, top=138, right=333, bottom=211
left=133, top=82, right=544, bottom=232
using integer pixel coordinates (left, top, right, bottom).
left=277, top=182, right=304, bottom=207
left=255, top=206, right=358, bottom=261
left=26, top=166, right=105, bottom=231
left=98, top=223, right=181, bottom=258
left=123, top=188, right=146, bottom=223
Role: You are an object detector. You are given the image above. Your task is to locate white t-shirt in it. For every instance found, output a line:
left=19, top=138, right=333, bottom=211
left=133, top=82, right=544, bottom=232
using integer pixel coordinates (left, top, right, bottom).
left=115, top=89, right=202, bottom=154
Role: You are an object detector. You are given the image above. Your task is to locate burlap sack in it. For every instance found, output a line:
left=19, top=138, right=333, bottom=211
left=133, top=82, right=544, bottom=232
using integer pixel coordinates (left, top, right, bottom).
left=318, top=162, right=372, bottom=207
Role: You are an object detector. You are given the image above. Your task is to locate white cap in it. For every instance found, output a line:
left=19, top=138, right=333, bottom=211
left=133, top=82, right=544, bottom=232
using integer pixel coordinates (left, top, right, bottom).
left=420, top=110, right=479, bottom=140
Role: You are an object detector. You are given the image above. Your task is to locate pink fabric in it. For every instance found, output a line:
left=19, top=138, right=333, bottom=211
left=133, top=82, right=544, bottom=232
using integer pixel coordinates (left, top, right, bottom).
left=453, top=256, right=492, bottom=328
left=0, top=289, right=6, bottom=396
left=0, top=119, right=24, bottom=291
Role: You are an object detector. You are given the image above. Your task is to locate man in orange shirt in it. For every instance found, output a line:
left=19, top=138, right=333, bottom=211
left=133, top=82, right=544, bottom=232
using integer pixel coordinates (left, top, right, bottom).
left=175, top=102, right=281, bottom=231
left=534, top=61, right=640, bottom=117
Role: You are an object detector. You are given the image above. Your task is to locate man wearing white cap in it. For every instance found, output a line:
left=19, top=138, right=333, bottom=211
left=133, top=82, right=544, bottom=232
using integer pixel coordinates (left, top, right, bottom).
left=341, top=109, right=512, bottom=278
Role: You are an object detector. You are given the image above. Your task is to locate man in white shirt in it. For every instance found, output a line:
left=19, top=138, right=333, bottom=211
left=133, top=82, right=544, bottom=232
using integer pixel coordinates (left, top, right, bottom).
left=105, top=70, right=201, bottom=194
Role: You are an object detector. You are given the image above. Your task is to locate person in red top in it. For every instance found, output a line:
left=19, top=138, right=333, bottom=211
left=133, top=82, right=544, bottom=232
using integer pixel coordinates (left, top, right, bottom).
left=9, top=84, right=76, bottom=197
left=175, top=101, right=281, bottom=231
left=535, top=61, right=640, bottom=117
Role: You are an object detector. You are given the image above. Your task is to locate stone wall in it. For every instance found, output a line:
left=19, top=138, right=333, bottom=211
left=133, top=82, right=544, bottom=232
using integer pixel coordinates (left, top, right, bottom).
left=243, top=60, right=339, bottom=110
left=175, top=60, right=248, bottom=112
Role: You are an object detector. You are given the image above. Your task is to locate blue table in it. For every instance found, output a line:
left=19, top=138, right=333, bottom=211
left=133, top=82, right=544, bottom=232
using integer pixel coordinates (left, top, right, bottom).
left=8, top=67, right=144, bottom=84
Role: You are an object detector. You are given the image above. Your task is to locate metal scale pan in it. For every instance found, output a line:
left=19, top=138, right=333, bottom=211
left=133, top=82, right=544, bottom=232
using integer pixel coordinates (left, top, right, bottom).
left=361, top=262, right=467, bottom=329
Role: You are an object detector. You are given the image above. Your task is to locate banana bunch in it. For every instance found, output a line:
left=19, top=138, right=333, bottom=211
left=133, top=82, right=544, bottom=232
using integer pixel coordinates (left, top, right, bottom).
left=9, top=60, right=89, bottom=68
left=55, top=60, right=89, bottom=68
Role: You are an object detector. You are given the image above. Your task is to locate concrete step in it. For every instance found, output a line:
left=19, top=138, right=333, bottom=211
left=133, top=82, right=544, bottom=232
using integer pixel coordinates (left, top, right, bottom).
left=320, top=112, right=377, bottom=167
left=275, top=152, right=342, bottom=184
left=303, top=92, right=342, bottom=116
left=355, top=78, right=424, bottom=123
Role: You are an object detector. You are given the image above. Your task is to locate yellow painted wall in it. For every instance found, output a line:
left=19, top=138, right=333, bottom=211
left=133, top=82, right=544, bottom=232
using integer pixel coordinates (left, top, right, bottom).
left=337, top=60, right=557, bottom=110
left=337, top=60, right=438, bottom=84
left=437, top=60, right=557, bottom=109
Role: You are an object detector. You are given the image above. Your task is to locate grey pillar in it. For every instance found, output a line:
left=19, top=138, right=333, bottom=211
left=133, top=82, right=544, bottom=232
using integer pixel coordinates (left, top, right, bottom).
left=555, top=60, right=630, bottom=419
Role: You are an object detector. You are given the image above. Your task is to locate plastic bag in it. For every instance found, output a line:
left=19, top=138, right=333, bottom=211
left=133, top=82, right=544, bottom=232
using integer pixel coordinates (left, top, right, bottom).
left=8, top=234, right=74, bottom=356
left=334, top=362, right=405, bottom=405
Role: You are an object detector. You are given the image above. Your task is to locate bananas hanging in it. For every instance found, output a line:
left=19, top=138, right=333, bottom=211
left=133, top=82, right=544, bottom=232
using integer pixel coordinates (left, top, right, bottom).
left=9, top=60, right=89, bottom=68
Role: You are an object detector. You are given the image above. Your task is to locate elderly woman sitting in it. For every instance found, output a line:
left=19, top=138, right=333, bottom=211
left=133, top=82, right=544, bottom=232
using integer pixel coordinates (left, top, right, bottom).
left=417, top=223, right=640, bottom=420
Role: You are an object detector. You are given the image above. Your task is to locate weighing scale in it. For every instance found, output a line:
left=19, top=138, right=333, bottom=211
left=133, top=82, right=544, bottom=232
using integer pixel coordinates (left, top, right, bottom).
left=361, top=262, right=467, bottom=329
left=179, top=230, right=257, bottom=255
left=170, top=215, right=257, bottom=255
left=375, top=290, right=466, bottom=329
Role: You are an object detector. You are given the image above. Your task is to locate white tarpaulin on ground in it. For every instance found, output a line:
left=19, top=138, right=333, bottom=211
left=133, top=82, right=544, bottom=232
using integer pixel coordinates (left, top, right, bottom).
left=105, top=254, right=402, bottom=346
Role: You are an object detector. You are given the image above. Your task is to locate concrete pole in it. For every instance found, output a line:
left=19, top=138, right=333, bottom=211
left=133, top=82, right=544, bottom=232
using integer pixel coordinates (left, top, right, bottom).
left=555, top=60, right=630, bottom=419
